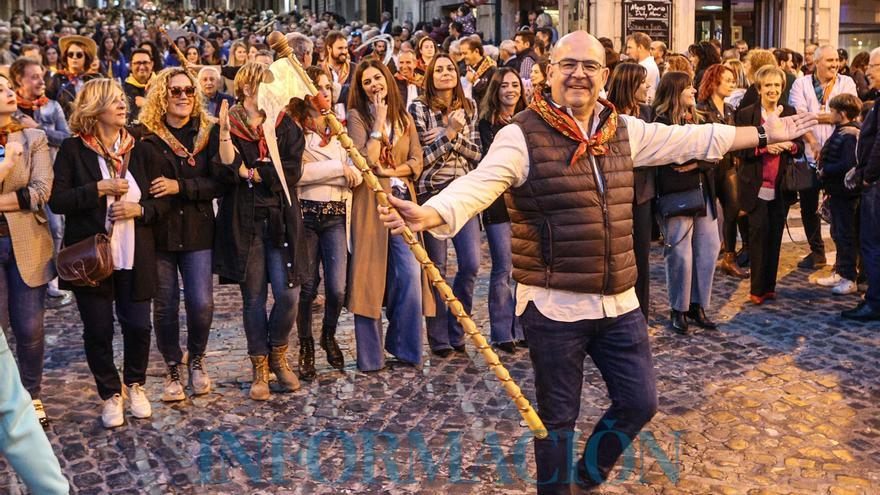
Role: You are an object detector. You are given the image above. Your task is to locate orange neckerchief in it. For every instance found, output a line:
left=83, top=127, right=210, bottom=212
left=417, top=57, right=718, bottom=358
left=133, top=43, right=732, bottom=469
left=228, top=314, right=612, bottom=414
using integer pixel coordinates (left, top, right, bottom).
left=148, top=117, right=214, bottom=167
left=527, top=92, right=619, bottom=166
left=822, top=76, right=836, bottom=105
left=471, top=56, right=497, bottom=80
left=323, top=60, right=350, bottom=85
left=79, top=129, right=135, bottom=176
left=0, top=120, right=26, bottom=147
left=16, top=92, right=50, bottom=111
left=303, top=116, right=332, bottom=147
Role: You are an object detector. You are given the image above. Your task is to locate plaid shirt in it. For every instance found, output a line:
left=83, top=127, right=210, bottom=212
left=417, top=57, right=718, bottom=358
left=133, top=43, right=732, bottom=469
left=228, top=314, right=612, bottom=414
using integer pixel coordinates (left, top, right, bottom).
left=409, top=98, right=482, bottom=196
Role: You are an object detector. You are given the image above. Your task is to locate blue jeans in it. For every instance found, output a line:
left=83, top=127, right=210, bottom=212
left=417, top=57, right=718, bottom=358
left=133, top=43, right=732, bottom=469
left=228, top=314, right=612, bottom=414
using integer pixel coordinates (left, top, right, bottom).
left=0, top=332, right=69, bottom=494
left=861, top=184, right=880, bottom=309
left=520, top=303, right=657, bottom=494
left=240, top=221, right=300, bottom=356
left=830, top=195, right=860, bottom=282
left=354, top=234, right=423, bottom=371
left=484, top=221, right=522, bottom=344
left=153, top=249, right=214, bottom=364
left=297, top=212, right=347, bottom=338
left=0, top=237, right=48, bottom=398
left=423, top=217, right=480, bottom=350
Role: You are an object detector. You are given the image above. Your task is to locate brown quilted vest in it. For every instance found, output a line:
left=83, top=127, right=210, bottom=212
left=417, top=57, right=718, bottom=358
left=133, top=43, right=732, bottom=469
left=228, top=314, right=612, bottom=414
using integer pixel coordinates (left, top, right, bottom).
left=505, top=108, right=637, bottom=294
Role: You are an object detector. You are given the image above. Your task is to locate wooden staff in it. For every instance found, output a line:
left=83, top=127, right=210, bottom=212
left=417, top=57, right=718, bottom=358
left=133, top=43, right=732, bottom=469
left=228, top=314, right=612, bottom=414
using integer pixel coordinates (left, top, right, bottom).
left=158, top=27, right=194, bottom=72
left=266, top=31, right=547, bottom=439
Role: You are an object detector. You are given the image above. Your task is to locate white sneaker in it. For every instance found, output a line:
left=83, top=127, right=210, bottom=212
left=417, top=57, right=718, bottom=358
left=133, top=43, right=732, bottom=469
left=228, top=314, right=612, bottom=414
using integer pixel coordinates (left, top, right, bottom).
left=832, top=279, right=858, bottom=295
left=101, top=394, right=124, bottom=428
left=126, top=383, right=152, bottom=419
left=817, top=272, right=843, bottom=287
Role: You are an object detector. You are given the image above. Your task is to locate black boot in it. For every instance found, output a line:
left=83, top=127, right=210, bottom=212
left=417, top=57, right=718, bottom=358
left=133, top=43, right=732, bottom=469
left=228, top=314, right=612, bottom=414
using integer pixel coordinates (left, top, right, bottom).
left=687, top=304, right=718, bottom=329
left=321, top=327, right=344, bottom=370
left=296, top=306, right=317, bottom=380
left=670, top=310, right=690, bottom=335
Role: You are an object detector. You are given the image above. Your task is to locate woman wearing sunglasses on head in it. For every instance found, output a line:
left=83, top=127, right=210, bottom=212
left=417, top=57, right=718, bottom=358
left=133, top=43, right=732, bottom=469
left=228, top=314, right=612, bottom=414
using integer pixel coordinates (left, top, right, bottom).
left=138, top=67, right=233, bottom=403
left=45, top=35, right=101, bottom=118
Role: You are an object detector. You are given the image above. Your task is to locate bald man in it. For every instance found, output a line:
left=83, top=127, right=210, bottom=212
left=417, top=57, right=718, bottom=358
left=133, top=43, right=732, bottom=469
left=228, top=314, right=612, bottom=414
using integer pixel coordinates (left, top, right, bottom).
left=789, top=45, right=858, bottom=269
left=379, top=31, right=816, bottom=494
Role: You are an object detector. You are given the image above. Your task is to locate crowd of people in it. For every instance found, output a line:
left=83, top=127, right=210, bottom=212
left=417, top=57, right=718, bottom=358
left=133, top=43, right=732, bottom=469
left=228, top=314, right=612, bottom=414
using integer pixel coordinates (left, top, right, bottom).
left=0, top=5, right=877, bottom=495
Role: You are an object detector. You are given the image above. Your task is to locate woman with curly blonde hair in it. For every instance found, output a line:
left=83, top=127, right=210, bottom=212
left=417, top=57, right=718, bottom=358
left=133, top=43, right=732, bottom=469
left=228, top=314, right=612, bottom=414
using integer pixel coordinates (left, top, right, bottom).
left=50, top=78, right=169, bottom=428
left=138, top=67, right=236, bottom=404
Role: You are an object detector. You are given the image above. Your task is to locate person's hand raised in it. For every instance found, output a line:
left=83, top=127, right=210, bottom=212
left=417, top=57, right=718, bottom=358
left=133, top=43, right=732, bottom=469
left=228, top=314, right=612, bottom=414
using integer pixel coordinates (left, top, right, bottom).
left=763, top=106, right=817, bottom=144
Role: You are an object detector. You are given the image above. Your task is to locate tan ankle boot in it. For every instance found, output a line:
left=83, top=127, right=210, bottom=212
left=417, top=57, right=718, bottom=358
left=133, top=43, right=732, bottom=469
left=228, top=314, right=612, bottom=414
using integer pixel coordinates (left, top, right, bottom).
left=249, top=355, right=270, bottom=400
left=269, top=345, right=300, bottom=392
left=720, top=252, right=749, bottom=279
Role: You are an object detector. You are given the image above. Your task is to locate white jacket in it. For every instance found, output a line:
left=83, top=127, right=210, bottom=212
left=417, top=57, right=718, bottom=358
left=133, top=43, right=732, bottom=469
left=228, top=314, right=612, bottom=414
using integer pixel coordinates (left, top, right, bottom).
left=296, top=131, right=363, bottom=251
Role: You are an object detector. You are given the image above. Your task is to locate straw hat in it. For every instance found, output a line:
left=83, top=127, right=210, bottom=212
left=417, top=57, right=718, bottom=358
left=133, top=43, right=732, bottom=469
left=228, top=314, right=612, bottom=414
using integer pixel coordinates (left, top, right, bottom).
left=59, top=35, right=97, bottom=60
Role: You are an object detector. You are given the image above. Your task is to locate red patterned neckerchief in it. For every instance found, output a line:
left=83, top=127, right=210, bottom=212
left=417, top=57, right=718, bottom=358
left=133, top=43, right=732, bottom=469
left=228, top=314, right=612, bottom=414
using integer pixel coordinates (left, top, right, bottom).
left=471, top=56, right=496, bottom=80
left=378, top=125, right=398, bottom=170
left=229, top=103, right=285, bottom=161
left=395, top=71, right=416, bottom=85
left=0, top=120, right=26, bottom=147
left=80, top=129, right=135, bottom=176
left=527, top=92, right=618, bottom=166
left=494, top=110, right=514, bottom=126
left=16, top=92, right=50, bottom=111
left=303, top=116, right=332, bottom=147
left=56, top=68, right=94, bottom=85
left=149, top=116, right=214, bottom=167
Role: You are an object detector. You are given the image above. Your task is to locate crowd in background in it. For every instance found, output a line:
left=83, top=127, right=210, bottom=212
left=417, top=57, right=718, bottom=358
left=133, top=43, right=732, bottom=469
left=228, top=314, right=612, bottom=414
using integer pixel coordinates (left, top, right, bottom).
left=0, top=3, right=878, bottom=460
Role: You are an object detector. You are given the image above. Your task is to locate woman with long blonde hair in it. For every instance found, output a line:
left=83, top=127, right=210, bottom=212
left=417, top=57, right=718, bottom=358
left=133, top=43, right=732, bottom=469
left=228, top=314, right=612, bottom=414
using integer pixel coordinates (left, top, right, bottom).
left=138, top=67, right=233, bottom=404
left=49, top=78, right=169, bottom=428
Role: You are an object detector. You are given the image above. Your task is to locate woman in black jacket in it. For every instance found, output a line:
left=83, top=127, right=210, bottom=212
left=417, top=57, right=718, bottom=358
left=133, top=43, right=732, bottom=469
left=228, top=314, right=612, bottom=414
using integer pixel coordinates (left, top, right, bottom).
left=214, top=62, right=309, bottom=401
left=734, top=66, right=804, bottom=305
left=138, top=67, right=234, bottom=403
left=49, top=78, right=168, bottom=429
left=476, top=67, right=526, bottom=353
left=652, top=71, right=721, bottom=335
left=607, top=62, right=654, bottom=320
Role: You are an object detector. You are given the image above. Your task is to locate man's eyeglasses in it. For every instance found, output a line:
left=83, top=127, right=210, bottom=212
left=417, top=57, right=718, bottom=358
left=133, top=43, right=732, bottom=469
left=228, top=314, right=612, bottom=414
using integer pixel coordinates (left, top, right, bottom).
left=168, top=86, right=196, bottom=98
left=132, top=61, right=152, bottom=66
left=552, top=59, right=604, bottom=77
left=67, top=51, right=85, bottom=59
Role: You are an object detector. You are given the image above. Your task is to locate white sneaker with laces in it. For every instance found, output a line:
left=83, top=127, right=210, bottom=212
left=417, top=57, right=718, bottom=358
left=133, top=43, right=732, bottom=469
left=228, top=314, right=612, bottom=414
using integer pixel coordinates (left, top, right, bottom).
left=101, top=394, right=124, bottom=428
left=817, top=272, right=843, bottom=287
left=832, top=279, right=858, bottom=295
left=126, top=383, right=152, bottom=419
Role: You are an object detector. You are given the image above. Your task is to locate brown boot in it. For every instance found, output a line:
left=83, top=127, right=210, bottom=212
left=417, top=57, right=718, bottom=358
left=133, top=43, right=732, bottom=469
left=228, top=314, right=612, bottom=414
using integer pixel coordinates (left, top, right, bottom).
left=720, top=252, right=749, bottom=279
left=249, top=355, right=270, bottom=401
left=269, top=345, right=301, bottom=392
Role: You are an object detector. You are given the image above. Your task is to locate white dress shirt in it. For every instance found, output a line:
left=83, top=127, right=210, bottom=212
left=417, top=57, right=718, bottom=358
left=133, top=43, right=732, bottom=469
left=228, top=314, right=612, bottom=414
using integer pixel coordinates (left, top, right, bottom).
left=789, top=73, right=857, bottom=158
left=424, top=102, right=736, bottom=322
left=639, top=56, right=661, bottom=104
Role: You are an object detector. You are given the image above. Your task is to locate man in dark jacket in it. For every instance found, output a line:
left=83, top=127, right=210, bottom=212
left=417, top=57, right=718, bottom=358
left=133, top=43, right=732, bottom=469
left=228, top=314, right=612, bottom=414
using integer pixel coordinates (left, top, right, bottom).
left=842, top=47, right=880, bottom=321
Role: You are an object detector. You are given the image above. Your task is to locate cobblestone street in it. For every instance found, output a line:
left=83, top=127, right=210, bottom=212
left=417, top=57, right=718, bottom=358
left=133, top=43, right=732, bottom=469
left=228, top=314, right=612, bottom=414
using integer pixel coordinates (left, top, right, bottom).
left=1, top=237, right=878, bottom=495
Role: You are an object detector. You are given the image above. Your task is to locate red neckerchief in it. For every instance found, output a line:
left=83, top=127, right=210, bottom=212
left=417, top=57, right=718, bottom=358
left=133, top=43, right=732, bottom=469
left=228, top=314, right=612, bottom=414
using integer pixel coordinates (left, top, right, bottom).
left=378, top=126, right=397, bottom=170
left=80, top=129, right=135, bottom=176
left=0, top=120, right=26, bottom=147
left=494, top=111, right=514, bottom=126
left=471, top=56, right=496, bottom=80
left=395, top=71, right=415, bottom=85
left=303, top=117, right=332, bottom=147
left=229, top=103, right=285, bottom=161
left=16, top=92, right=50, bottom=111
left=527, top=92, right=619, bottom=166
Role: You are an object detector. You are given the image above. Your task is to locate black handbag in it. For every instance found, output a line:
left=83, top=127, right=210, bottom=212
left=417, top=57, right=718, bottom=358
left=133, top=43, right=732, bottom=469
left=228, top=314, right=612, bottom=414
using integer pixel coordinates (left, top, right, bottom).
left=782, top=156, right=816, bottom=192
left=655, top=179, right=706, bottom=218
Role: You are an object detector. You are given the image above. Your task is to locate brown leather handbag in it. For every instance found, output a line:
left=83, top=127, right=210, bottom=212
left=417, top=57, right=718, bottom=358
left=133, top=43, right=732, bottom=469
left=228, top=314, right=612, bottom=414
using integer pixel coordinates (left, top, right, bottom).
left=56, top=153, right=130, bottom=287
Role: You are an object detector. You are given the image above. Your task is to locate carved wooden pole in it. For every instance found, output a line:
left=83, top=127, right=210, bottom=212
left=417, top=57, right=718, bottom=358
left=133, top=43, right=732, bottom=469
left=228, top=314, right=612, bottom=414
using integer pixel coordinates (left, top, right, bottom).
left=267, top=31, right=547, bottom=439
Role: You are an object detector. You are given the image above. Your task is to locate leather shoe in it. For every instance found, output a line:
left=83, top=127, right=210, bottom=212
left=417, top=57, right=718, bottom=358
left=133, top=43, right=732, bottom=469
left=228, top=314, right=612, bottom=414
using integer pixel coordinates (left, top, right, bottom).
left=492, top=342, right=517, bottom=354
left=452, top=344, right=467, bottom=353
left=841, top=303, right=880, bottom=321
left=797, top=252, right=827, bottom=269
left=719, top=252, right=749, bottom=279
left=687, top=304, right=718, bottom=329
left=514, top=339, right=528, bottom=349
left=669, top=310, right=690, bottom=335
left=431, top=348, right=453, bottom=358
left=749, top=294, right=765, bottom=305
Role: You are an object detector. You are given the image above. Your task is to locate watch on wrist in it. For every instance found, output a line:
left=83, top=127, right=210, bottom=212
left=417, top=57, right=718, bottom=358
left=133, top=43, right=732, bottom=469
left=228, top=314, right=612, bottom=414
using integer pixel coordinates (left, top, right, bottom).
left=369, top=130, right=382, bottom=141
left=756, top=125, right=768, bottom=149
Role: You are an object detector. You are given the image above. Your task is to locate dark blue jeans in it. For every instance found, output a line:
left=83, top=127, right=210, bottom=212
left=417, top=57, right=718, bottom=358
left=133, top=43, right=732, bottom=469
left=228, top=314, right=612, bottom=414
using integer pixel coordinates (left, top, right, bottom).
left=830, top=195, right=860, bottom=282
left=240, top=220, right=300, bottom=356
left=73, top=270, right=151, bottom=400
left=484, top=221, right=522, bottom=344
left=153, top=249, right=214, bottom=364
left=354, top=233, right=424, bottom=371
left=297, top=212, right=347, bottom=338
left=423, top=217, right=480, bottom=351
left=0, top=237, right=47, bottom=398
left=520, top=303, right=658, bottom=494
left=861, top=184, right=880, bottom=309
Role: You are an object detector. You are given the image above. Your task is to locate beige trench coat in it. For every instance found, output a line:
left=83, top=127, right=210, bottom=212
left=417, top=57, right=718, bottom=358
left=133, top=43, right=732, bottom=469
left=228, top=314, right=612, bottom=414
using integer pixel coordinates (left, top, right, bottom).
left=2, top=129, right=55, bottom=287
left=345, top=108, right=436, bottom=319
